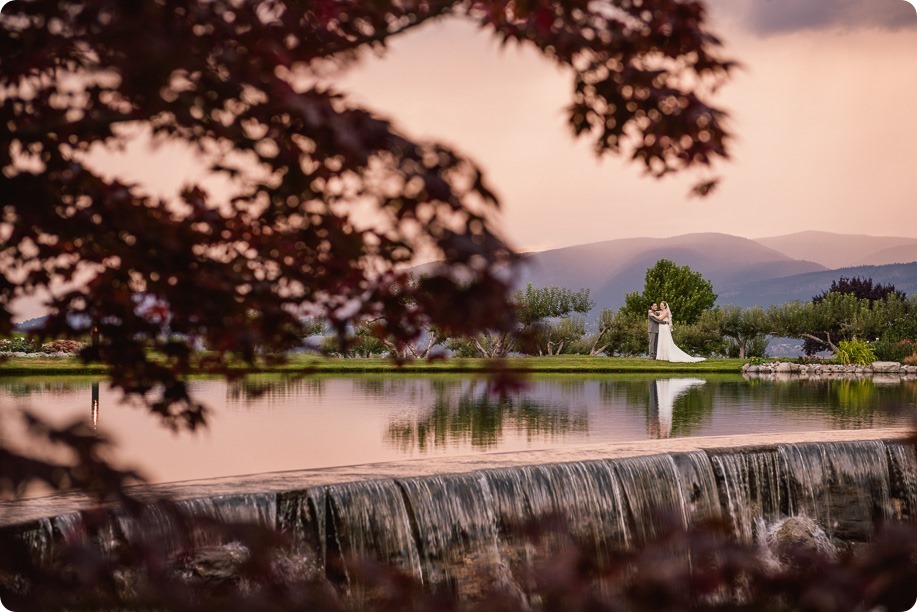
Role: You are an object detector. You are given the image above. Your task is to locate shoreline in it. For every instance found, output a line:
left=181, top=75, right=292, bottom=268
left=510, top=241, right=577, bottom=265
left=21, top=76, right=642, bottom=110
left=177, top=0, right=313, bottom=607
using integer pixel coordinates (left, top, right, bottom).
left=0, top=355, right=746, bottom=376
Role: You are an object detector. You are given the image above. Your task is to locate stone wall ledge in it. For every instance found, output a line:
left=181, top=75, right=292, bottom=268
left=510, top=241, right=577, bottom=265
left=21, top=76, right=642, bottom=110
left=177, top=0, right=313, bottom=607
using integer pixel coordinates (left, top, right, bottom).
left=743, top=362, right=917, bottom=379
left=1, top=428, right=912, bottom=528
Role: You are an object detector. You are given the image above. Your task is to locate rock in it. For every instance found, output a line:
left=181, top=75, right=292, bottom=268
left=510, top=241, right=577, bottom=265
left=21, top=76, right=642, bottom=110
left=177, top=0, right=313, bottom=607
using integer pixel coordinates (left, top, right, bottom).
left=173, top=542, right=250, bottom=587
left=774, top=362, right=793, bottom=373
left=871, top=361, right=902, bottom=373
left=746, top=365, right=759, bottom=373
left=741, top=363, right=750, bottom=372
left=765, top=517, right=836, bottom=568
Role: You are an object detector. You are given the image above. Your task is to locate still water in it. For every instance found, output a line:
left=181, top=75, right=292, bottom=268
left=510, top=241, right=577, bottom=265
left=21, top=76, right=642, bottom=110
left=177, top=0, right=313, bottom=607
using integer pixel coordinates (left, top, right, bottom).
left=0, top=374, right=914, bottom=489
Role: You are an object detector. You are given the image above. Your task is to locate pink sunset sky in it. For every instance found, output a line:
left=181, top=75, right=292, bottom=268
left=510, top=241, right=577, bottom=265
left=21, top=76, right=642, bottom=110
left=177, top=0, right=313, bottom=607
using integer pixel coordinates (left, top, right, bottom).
left=91, top=0, right=917, bottom=253
left=338, top=0, right=917, bottom=251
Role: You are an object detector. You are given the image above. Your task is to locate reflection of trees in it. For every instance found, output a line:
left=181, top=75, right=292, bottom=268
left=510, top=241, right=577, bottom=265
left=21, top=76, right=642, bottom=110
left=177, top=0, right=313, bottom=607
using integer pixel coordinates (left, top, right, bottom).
left=0, top=378, right=98, bottom=398
left=385, top=380, right=588, bottom=453
left=224, top=376, right=325, bottom=404
left=733, top=378, right=914, bottom=421
left=599, top=374, right=915, bottom=438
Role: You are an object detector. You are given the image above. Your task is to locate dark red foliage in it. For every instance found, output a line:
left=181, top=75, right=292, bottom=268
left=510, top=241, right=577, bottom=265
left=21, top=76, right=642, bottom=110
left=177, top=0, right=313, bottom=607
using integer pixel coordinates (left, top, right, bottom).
left=1, top=0, right=733, bottom=423
left=813, top=276, right=905, bottom=305
left=1, top=2, right=734, bottom=602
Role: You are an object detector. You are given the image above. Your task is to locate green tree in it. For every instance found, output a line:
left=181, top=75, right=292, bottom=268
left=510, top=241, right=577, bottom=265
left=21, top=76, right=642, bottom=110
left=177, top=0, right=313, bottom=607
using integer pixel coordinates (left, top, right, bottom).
left=770, top=293, right=910, bottom=355
left=470, top=285, right=593, bottom=357
left=672, top=310, right=729, bottom=357
left=621, top=259, right=717, bottom=325
left=538, top=315, right=587, bottom=356
left=601, top=311, right=650, bottom=357
left=319, top=321, right=386, bottom=357
left=715, top=305, right=770, bottom=359
left=803, top=277, right=907, bottom=355
left=584, top=308, right=617, bottom=356
left=515, top=284, right=594, bottom=326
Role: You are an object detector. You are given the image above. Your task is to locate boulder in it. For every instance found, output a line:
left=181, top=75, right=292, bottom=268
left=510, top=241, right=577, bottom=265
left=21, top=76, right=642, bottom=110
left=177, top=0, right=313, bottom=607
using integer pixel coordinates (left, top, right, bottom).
left=871, top=361, right=902, bottom=373
left=173, top=542, right=250, bottom=588
left=774, top=362, right=793, bottom=373
left=765, top=516, right=836, bottom=568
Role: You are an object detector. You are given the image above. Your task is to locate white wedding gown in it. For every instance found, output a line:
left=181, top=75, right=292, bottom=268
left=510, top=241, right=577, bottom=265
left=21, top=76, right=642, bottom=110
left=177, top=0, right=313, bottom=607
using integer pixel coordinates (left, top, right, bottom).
left=656, top=314, right=705, bottom=363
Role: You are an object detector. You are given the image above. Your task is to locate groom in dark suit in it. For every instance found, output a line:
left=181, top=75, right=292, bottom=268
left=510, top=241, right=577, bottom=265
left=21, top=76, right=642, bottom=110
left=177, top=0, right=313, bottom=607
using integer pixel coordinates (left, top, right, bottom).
left=647, top=303, right=666, bottom=359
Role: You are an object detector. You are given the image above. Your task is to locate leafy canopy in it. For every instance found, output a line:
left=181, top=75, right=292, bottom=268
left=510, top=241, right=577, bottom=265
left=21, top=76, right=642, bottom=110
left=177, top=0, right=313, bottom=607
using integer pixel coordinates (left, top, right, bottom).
left=513, top=284, right=593, bottom=326
left=621, top=259, right=717, bottom=325
left=802, top=276, right=908, bottom=355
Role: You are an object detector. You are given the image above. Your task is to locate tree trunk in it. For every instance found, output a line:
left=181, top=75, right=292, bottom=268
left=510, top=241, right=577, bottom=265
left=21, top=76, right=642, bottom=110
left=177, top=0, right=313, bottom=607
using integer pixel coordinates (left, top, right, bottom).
left=801, top=333, right=840, bottom=354
left=419, top=331, right=438, bottom=359
left=589, top=324, right=611, bottom=356
left=473, top=337, right=489, bottom=358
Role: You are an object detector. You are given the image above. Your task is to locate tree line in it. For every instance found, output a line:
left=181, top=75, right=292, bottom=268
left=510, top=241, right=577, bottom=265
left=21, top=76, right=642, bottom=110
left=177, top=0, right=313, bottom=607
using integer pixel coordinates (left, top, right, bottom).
left=322, top=260, right=917, bottom=362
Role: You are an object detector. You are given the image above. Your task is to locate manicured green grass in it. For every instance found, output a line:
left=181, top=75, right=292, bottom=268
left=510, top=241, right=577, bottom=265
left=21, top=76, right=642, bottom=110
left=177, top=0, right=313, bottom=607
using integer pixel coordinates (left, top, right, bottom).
left=0, top=357, right=107, bottom=376
left=274, top=355, right=744, bottom=373
left=0, top=354, right=745, bottom=376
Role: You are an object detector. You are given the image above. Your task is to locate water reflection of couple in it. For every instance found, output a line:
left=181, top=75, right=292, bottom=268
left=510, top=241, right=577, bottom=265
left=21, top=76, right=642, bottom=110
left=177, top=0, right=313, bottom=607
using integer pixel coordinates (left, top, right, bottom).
left=649, top=378, right=707, bottom=438
left=647, top=301, right=705, bottom=362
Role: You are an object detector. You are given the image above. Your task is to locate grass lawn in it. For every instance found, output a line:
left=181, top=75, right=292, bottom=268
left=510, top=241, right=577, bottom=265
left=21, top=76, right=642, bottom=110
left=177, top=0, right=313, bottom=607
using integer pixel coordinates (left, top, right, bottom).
left=0, top=354, right=745, bottom=376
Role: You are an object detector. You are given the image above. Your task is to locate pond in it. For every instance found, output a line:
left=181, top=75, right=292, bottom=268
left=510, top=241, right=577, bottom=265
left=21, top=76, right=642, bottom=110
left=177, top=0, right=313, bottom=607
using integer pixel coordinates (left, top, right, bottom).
left=0, top=374, right=914, bottom=493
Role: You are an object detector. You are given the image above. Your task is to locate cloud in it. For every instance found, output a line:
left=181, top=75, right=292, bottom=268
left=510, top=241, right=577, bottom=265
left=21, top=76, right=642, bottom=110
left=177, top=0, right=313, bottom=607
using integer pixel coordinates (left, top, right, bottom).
left=707, top=0, right=917, bottom=35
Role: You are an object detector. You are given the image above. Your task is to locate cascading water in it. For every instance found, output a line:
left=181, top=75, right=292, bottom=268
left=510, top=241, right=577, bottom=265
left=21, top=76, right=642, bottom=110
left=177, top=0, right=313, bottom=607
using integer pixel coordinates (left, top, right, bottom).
left=672, top=451, right=722, bottom=524
left=612, top=454, right=689, bottom=544
left=6, top=439, right=915, bottom=599
left=484, top=459, right=629, bottom=584
left=779, top=441, right=892, bottom=541
left=325, top=479, right=422, bottom=583
left=397, top=472, right=503, bottom=594
left=707, top=447, right=788, bottom=542
left=885, top=441, right=917, bottom=520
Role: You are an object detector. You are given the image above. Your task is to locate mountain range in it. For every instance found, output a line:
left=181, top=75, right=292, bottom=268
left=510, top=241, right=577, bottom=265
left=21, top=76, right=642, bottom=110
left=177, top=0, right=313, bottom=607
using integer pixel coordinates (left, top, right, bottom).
left=514, top=231, right=917, bottom=311
left=10, top=232, right=917, bottom=328
left=755, top=231, right=917, bottom=269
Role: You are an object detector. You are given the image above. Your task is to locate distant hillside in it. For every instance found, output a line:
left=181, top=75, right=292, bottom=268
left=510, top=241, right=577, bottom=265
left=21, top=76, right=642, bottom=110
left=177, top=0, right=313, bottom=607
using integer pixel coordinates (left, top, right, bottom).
left=718, top=262, right=917, bottom=307
left=756, top=231, right=917, bottom=269
left=854, top=243, right=917, bottom=266
left=516, top=233, right=826, bottom=312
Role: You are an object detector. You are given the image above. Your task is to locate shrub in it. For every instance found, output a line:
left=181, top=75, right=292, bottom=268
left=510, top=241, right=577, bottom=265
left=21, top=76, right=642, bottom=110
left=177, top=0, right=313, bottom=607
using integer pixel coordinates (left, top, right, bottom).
left=836, top=339, right=877, bottom=366
left=446, top=337, right=480, bottom=358
left=40, top=339, right=86, bottom=354
left=872, top=339, right=916, bottom=363
left=905, top=354, right=917, bottom=366
left=0, top=337, right=41, bottom=353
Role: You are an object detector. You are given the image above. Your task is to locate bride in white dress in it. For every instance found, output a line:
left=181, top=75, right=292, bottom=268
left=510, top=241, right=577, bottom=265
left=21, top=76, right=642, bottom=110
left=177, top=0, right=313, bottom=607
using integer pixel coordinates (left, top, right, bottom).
left=655, top=301, right=705, bottom=363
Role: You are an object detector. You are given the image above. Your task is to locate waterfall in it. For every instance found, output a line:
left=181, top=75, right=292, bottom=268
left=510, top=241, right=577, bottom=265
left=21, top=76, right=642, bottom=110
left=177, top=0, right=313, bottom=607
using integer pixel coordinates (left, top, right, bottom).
left=484, top=460, right=628, bottom=576
left=325, top=479, right=422, bottom=583
left=672, top=451, right=722, bottom=524
left=397, top=472, right=503, bottom=593
left=5, top=438, right=914, bottom=597
left=708, top=447, right=788, bottom=542
left=886, top=441, right=917, bottom=520
left=779, top=441, right=891, bottom=541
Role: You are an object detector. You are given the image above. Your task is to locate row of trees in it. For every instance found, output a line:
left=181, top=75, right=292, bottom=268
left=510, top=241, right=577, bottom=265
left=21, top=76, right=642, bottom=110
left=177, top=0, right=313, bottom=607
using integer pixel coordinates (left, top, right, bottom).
left=323, top=265, right=917, bottom=361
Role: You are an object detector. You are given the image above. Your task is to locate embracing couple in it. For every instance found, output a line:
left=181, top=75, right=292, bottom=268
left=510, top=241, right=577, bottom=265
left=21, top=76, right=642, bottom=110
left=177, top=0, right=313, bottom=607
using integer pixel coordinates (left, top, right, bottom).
left=647, top=301, right=705, bottom=363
